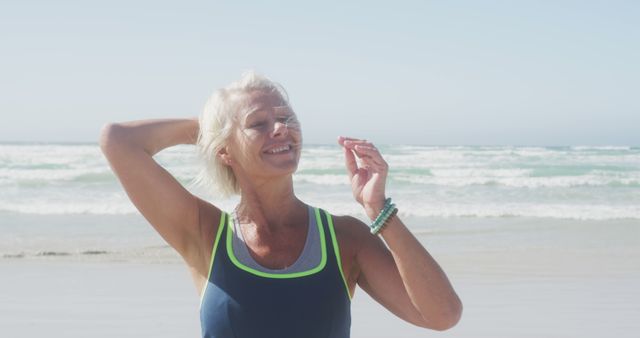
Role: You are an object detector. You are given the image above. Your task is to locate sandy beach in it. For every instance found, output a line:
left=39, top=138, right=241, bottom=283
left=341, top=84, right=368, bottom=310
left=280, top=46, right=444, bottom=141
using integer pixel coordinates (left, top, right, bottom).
left=2, top=220, right=638, bottom=338
left=2, top=143, right=639, bottom=337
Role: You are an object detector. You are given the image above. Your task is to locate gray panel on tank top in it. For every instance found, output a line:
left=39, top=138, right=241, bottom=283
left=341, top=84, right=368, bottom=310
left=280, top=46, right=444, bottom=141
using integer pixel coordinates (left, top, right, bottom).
left=231, top=205, right=322, bottom=273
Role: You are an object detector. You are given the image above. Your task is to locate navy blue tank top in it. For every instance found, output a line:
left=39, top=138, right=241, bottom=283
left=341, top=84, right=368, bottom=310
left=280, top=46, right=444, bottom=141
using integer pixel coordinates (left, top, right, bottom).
left=200, top=207, right=352, bottom=338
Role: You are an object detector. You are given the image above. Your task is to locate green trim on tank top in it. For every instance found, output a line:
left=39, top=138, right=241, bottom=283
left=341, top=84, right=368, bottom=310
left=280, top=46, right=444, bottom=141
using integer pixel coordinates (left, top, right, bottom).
left=226, top=207, right=327, bottom=279
left=323, top=209, right=353, bottom=300
left=199, top=212, right=227, bottom=308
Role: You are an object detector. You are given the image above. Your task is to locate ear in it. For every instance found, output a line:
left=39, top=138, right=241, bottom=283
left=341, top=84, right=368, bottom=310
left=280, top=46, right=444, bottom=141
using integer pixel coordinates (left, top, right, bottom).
left=218, top=146, right=233, bottom=166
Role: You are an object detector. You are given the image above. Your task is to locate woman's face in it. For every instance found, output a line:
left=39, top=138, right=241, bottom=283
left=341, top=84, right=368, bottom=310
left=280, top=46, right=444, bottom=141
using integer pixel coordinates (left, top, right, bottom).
left=224, top=90, right=302, bottom=180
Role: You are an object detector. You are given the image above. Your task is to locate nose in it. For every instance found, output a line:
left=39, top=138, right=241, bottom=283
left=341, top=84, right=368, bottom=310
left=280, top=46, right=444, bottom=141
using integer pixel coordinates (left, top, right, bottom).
left=271, top=120, right=288, bottom=138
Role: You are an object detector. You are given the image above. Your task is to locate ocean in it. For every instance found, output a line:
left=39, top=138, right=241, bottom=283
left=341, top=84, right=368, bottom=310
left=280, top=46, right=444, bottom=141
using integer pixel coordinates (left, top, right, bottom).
left=1, top=143, right=639, bottom=264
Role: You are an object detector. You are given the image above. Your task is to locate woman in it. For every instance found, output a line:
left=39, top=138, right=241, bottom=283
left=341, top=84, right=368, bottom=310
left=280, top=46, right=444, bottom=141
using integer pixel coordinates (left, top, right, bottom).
left=100, top=72, right=462, bottom=337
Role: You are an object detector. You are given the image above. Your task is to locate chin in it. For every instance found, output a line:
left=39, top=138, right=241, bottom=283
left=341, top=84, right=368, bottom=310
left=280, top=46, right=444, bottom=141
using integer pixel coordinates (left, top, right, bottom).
left=269, top=160, right=299, bottom=175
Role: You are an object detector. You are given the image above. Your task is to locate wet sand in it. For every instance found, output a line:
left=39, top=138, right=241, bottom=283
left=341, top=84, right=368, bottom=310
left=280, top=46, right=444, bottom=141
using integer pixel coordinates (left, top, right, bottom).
left=2, top=225, right=639, bottom=338
left=0, top=246, right=640, bottom=338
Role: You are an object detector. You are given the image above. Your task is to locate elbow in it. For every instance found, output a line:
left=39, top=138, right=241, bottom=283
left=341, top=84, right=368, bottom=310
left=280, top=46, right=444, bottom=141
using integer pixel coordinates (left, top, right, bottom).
left=421, top=296, right=463, bottom=331
left=99, top=123, right=125, bottom=155
left=436, top=297, right=463, bottom=331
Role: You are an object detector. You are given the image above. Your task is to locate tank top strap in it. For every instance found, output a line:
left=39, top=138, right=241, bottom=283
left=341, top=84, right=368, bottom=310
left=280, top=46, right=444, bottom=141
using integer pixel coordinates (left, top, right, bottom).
left=199, top=211, right=228, bottom=308
left=317, top=208, right=352, bottom=300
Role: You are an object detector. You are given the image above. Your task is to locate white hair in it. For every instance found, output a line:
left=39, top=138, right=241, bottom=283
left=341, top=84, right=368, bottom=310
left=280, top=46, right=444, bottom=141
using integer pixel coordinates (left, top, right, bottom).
left=194, top=71, right=290, bottom=197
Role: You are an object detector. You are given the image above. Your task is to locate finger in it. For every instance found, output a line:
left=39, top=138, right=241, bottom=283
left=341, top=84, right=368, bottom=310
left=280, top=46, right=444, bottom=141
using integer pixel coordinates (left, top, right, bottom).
left=350, top=143, right=377, bottom=155
left=353, top=167, right=370, bottom=186
left=344, top=140, right=371, bottom=148
left=354, top=144, right=377, bottom=152
left=339, top=136, right=366, bottom=143
left=343, top=146, right=358, bottom=180
left=338, top=136, right=361, bottom=146
left=354, top=145, right=386, bottom=167
left=359, top=156, right=386, bottom=173
left=340, top=138, right=370, bottom=148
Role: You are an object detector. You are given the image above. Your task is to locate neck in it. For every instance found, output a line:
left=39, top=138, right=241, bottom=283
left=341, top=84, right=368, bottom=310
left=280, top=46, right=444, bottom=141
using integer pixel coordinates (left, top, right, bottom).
left=235, top=174, right=306, bottom=232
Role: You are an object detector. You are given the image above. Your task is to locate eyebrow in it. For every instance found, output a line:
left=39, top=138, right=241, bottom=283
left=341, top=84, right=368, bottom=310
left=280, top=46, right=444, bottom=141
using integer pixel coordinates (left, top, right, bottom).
left=244, top=106, right=293, bottom=119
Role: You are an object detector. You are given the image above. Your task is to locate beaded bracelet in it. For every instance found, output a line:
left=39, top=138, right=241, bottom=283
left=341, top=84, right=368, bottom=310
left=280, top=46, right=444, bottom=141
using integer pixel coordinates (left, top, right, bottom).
left=369, top=198, right=398, bottom=235
left=371, top=208, right=398, bottom=235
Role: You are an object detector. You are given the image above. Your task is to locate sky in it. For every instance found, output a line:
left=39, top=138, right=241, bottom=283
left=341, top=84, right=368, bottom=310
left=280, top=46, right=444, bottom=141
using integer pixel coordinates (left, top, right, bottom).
left=1, top=0, right=638, bottom=146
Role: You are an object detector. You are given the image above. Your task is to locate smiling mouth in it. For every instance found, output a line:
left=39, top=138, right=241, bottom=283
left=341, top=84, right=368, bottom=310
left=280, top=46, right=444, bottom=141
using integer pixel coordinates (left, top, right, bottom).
left=264, top=144, right=292, bottom=154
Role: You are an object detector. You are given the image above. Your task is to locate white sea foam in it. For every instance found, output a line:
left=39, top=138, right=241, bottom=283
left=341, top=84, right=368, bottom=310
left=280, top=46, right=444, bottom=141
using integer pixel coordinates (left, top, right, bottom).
left=293, top=174, right=349, bottom=185
left=0, top=201, right=137, bottom=215
left=395, top=201, right=640, bottom=220
left=429, top=168, right=530, bottom=178
left=1, top=143, right=639, bottom=221
left=0, top=167, right=111, bottom=182
left=571, top=145, right=632, bottom=151
left=394, top=172, right=640, bottom=188
left=1, top=196, right=639, bottom=220
left=299, top=200, right=640, bottom=220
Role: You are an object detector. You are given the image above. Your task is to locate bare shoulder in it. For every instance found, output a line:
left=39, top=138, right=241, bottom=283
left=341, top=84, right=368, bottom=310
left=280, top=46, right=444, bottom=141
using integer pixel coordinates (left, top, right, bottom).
left=329, top=214, right=371, bottom=248
left=324, top=212, right=378, bottom=289
left=329, top=213, right=387, bottom=260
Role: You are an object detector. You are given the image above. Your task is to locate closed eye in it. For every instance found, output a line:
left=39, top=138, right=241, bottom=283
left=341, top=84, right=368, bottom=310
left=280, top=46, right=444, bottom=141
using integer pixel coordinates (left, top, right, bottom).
left=244, top=115, right=299, bottom=131
left=248, top=121, right=267, bottom=129
left=280, top=115, right=299, bottom=126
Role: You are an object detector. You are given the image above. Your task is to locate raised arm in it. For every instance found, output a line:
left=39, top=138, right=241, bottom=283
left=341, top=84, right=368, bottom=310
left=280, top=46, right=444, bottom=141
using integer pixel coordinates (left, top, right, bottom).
left=99, top=118, right=219, bottom=267
left=338, top=136, right=462, bottom=331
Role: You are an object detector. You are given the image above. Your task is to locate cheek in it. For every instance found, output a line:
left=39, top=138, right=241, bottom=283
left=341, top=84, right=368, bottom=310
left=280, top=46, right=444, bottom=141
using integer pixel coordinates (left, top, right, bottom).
left=226, top=134, right=248, bottom=161
left=291, top=127, right=303, bottom=143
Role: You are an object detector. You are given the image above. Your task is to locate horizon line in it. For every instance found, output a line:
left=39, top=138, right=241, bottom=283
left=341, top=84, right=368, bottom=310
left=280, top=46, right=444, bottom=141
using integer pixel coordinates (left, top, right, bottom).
left=0, top=140, right=637, bottom=148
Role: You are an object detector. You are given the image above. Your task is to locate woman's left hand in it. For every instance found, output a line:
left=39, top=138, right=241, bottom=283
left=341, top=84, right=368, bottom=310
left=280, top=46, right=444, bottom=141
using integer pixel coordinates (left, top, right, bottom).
left=338, top=136, right=389, bottom=220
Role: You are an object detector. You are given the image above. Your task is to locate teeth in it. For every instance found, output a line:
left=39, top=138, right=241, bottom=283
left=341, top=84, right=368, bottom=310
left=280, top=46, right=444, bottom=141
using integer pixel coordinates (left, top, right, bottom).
left=267, top=145, right=290, bottom=154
